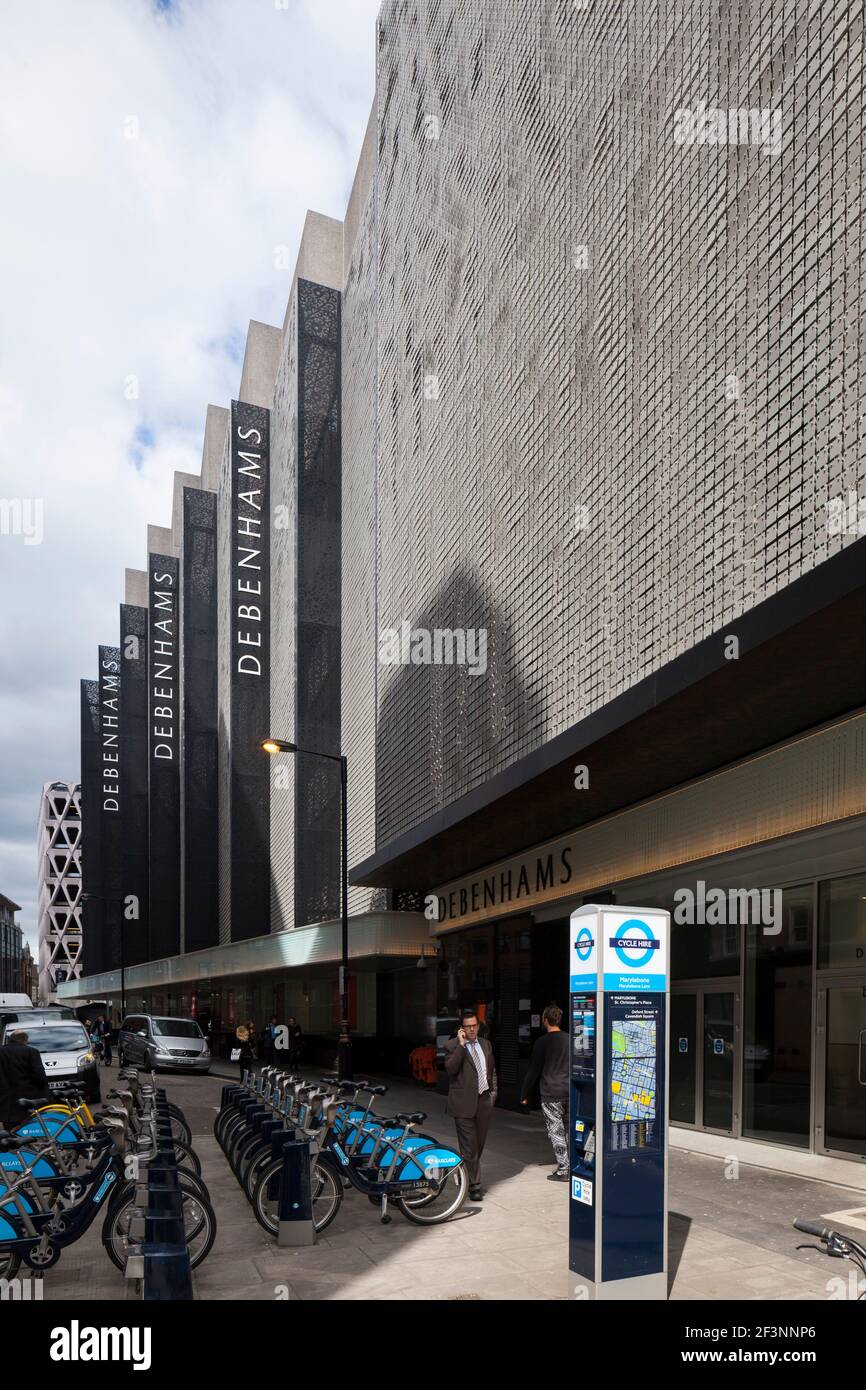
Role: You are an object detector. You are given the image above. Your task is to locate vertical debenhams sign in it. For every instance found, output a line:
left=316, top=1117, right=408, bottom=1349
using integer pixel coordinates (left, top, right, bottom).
left=229, top=400, right=270, bottom=941
left=99, top=648, right=121, bottom=812
left=99, top=645, right=122, bottom=971
left=148, top=552, right=180, bottom=958
left=150, top=561, right=178, bottom=758
left=232, top=407, right=268, bottom=676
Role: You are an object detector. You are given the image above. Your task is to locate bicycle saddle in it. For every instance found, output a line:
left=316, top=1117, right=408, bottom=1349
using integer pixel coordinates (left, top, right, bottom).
left=394, top=1112, right=427, bottom=1125
left=322, top=1080, right=356, bottom=1096
left=0, top=1129, right=28, bottom=1151
left=364, top=1084, right=388, bottom=1096
left=15, top=1097, right=46, bottom=1111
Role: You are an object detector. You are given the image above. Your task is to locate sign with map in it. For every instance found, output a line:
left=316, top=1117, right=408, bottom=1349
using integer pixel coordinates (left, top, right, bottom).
left=606, top=995, right=662, bottom=1152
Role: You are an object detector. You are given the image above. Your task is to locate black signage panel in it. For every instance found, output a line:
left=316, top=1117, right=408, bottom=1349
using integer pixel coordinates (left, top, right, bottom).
left=80, top=678, right=104, bottom=975
left=99, top=645, right=122, bottom=971
left=229, top=400, right=270, bottom=941
left=148, top=553, right=180, bottom=959
left=121, top=604, right=149, bottom=966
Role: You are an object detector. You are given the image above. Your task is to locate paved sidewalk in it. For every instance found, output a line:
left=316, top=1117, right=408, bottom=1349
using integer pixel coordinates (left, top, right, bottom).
left=38, top=1065, right=866, bottom=1301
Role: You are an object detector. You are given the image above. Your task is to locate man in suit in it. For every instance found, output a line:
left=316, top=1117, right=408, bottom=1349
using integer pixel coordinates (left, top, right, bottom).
left=444, top=1009, right=497, bottom=1202
left=0, top=1031, right=49, bottom=1127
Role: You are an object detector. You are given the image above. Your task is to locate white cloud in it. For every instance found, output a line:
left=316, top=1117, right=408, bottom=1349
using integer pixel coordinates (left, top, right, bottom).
left=0, top=0, right=379, bottom=949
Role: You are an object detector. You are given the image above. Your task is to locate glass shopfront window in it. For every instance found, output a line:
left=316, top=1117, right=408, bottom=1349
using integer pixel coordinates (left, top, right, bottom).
left=435, top=917, right=536, bottom=1106
left=743, top=883, right=813, bottom=1146
left=818, top=873, right=866, bottom=969
left=672, top=919, right=742, bottom=979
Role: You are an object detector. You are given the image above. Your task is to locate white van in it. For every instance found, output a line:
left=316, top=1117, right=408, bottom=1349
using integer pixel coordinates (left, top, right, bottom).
left=0, top=994, right=34, bottom=1011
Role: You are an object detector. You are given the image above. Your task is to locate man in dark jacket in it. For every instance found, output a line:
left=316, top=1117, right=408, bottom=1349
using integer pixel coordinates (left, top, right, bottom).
left=0, top=1031, right=49, bottom=1127
left=444, top=1009, right=497, bottom=1202
left=520, top=1004, right=570, bottom=1181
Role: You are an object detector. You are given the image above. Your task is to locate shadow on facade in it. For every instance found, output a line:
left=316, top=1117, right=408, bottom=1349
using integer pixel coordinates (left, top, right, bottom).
left=375, top=561, right=547, bottom=870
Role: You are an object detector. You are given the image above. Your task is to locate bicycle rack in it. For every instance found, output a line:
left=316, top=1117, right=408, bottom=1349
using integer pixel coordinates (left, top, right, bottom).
left=124, top=1088, right=194, bottom=1300
left=276, top=1134, right=315, bottom=1248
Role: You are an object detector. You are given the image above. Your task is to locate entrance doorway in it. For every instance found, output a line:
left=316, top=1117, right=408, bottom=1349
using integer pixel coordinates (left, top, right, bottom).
left=670, top=984, right=740, bottom=1135
left=816, top=977, right=866, bottom=1160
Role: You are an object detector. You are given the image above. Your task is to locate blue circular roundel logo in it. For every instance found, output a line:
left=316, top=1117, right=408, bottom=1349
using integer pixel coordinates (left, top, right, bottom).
left=612, top=918, right=658, bottom=968
left=574, top=927, right=594, bottom=961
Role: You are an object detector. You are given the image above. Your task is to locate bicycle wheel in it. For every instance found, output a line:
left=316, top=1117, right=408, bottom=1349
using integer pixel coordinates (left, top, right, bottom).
left=0, top=1248, right=21, bottom=1281
left=396, top=1164, right=468, bottom=1225
left=226, top=1122, right=254, bottom=1174
left=169, top=1138, right=201, bottom=1175
left=110, top=1167, right=211, bottom=1216
left=237, top=1134, right=268, bottom=1190
left=163, top=1110, right=192, bottom=1147
left=252, top=1158, right=342, bottom=1236
left=103, top=1184, right=217, bottom=1271
left=244, top=1146, right=274, bottom=1203
left=218, top=1111, right=246, bottom=1154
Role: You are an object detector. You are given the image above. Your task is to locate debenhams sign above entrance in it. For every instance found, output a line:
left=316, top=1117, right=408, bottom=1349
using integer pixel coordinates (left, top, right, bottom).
left=430, top=838, right=581, bottom=932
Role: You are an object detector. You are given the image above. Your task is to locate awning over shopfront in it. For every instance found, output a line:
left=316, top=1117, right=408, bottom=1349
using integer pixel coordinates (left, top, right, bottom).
left=350, top=536, right=866, bottom=894
left=57, top=912, right=432, bottom=1000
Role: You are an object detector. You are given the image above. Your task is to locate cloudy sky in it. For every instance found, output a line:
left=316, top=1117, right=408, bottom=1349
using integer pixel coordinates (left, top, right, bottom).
left=0, top=0, right=380, bottom=951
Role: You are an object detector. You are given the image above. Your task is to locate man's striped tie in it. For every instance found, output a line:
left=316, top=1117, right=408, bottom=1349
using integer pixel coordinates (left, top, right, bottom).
left=467, top=1041, right=488, bottom=1093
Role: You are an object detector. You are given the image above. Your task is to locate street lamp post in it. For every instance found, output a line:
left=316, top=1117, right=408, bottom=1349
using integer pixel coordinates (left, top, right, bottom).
left=262, top=738, right=352, bottom=1081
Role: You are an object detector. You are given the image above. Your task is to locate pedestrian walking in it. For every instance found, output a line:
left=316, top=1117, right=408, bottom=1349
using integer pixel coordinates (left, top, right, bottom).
left=286, top=1016, right=302, bottom=1069
left=95, top=1015, right=112, bottom=1065
left=0, top=1030, right=50, bottom=1127
left=264, top=1015, right=280, bottom=1064
left=443, top=1008, right=497, bottom=1202
left=520, top=1004, right=570, bottom=1181
left=233, top=1024, right=256, bottom=1082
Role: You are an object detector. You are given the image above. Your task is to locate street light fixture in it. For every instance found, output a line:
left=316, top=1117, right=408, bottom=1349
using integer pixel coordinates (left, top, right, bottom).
left=262, top=736, right=351, bottom=1081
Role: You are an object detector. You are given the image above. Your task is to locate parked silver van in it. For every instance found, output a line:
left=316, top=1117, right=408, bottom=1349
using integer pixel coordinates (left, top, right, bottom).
left=118, top=1015, right=210, bottom=1073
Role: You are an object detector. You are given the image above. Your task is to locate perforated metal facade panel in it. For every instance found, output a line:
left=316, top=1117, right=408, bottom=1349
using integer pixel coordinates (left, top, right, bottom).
left=295, top=279, right=342, bottom=926
left=342, top=153, right=388, bottom=915
left=181, top=489, right=219, bottom=954
left=359, top=0, right=866, bottom=854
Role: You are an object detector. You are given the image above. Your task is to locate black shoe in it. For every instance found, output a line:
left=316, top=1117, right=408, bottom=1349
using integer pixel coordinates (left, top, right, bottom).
left=547, top=1171, right=570, bottom=1182
left=469, top=1187, right=483, bottom=1201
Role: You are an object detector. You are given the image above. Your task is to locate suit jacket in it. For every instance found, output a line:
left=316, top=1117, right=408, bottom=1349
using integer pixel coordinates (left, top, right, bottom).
left=444, top=1036, right=497, bottom=1118
left=0, top=1042, right=49, bottom=1125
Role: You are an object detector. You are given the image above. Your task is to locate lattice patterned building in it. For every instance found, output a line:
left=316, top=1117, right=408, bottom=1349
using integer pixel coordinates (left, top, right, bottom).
left=37, top=781, right=83, bottom=1001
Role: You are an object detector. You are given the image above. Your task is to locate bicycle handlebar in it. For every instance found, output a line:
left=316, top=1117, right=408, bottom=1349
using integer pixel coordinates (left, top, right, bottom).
left=793, top=1218, right=833, bottom=1240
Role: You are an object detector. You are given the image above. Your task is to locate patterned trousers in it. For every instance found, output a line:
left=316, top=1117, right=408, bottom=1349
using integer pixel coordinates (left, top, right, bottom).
left=541, top=1098, right=568, bottom=1173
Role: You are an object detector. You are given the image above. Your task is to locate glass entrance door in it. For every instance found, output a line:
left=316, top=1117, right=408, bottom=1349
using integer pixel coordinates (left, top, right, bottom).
left=670, top=992, right=697, bottom=1123
left=817, top=980, right=866, bottom=1159
left=703, top=991, right=736, bottom=1131
left=671, top=985, right=739, bottom=1135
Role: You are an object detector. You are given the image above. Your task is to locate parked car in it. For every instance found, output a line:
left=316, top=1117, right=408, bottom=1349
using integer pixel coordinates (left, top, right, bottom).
left=0, top=1016, right=100, bottom=1102
left=118, top=1015, right=211, bottom=1073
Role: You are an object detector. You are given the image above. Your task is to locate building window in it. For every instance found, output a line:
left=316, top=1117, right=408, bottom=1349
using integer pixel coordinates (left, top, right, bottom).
left=818, top=873, right=866, bottom=969
left=743, top=883, right=813, bottom=1147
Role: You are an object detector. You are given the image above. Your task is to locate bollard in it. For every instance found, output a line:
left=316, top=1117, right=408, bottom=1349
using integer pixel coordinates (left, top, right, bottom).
left=138, top=1151, right=194, bottom=1300
left=141, top=1242, right=194, bottom=1301
left=276, top=1137, right=315, bottom=1248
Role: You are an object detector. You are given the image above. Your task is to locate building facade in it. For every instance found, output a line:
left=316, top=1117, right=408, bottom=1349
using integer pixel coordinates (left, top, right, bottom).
left=0, top=894, right=23, bottom=995
left=345, top=0, right=866, bottom=1157
left=65, top=0, right=866, bottom=1160
left=36, top=781, right=83, bottom=1000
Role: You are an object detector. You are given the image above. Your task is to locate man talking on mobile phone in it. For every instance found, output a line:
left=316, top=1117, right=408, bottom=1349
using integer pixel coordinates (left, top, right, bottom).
left=444, top=1009, right=497, bottom=1203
